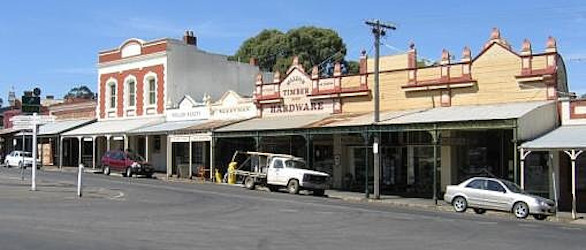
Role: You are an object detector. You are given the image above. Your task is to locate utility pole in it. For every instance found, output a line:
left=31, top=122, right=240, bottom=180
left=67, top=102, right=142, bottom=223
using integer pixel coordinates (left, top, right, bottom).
left=365, top=19, right=396, bottom=199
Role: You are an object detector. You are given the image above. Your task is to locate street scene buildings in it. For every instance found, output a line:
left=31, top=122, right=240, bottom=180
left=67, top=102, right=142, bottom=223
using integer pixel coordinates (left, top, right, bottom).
left=2, top=4, right=586, bottom=246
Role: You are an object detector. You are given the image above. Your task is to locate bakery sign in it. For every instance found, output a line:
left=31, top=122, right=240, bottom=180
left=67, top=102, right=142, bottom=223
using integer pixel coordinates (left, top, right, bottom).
left=262, top=69, right=333, bottom=116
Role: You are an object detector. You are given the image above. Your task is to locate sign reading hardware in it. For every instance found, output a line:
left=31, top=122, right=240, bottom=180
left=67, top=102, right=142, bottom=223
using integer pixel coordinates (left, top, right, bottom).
left=262, top=69, right=332, bottom=116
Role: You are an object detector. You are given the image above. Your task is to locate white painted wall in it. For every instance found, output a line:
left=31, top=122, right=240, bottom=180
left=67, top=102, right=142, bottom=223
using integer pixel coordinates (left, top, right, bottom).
left=518, top=102, right=558, bottom=141
left=166, top=41, right=258, bottom=107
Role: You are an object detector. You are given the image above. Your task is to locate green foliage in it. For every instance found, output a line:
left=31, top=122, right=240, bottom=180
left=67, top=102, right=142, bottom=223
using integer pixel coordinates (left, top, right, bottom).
left=346, top=61, right=360, bottom=75
left=64, top=85, right=95, bottom=99
left=231, top=26, right=352, bottom=75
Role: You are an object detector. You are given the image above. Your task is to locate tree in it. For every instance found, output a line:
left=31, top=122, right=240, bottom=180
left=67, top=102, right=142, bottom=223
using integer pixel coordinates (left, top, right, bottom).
left=230, top=26, right=359, bottom=75
left=64, top=85, right=95, bottom=99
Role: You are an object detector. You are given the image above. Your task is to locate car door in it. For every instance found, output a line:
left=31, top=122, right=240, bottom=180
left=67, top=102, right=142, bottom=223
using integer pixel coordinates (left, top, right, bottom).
left=267, top=158, right=284, bottom=185
left=484, top=180, right=511, bottom=211
left=111, top=151, right=126, bottom=171
left=7, top=152, right=15, bottom=166
left=464, top=179, right=487, bottom=208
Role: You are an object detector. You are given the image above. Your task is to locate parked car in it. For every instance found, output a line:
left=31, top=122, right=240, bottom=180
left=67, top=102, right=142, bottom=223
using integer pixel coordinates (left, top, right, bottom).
left=3, top=150, right=40, bottom=169
left=100, top=150, right=154, bottom=178
left=444, top=177, right=555, bottom=220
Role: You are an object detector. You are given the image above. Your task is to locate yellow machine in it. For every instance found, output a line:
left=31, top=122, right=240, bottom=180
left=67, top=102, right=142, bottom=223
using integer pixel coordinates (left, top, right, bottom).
left=215, top=169, right=222, bottom=183
left=227, top=162, right=237, bottom=184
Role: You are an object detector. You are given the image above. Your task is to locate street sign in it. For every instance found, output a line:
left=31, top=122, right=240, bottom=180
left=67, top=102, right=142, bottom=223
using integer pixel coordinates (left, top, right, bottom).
left=10, top=115, right=54, bottom=130
left=21, top=95, right=41, bottom=114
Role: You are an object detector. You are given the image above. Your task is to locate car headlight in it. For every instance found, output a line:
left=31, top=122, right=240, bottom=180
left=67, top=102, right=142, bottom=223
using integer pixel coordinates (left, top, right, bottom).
left=538, top=200, right=547, bottom=207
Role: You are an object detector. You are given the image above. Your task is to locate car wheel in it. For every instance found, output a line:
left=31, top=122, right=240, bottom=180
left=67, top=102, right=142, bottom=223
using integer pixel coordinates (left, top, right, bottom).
left=533, top=214, right=547, bottom=221
left=287, top=179, right=300, bottom=194
left=513, top=202, right=529, bottom=219
left=452, top=196, right=467, bottom=213
left=125, top=167, right=132, bottom=178
left=244, top=176, right=255, bottom=190
left=473, top=208, right=486, bottom=214
left=313, top=189, right=325, bottom=196
left=103, top=166, right=110, bottom=175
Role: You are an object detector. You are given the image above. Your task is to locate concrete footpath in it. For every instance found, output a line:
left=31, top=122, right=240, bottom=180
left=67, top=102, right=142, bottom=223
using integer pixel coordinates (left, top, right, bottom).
left=42, top=166, right=586, bottom=226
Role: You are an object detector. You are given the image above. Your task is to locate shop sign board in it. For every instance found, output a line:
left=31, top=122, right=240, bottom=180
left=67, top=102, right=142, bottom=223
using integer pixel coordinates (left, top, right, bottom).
left=190, top=133, right=212, bottom=142
left=262, top=69, right=333, bottom=117
left=210, top=91, right=257, bottom=120
left=170, top=136, right=190, bottom=143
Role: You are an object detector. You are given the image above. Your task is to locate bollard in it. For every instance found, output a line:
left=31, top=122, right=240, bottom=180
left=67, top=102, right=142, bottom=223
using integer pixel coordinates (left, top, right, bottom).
left=77, top=163, right=83, bottom=197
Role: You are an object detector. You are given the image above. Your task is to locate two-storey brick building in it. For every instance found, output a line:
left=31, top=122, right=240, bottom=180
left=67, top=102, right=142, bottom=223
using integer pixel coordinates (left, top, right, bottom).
left=63, top=31, right=262, bottom=170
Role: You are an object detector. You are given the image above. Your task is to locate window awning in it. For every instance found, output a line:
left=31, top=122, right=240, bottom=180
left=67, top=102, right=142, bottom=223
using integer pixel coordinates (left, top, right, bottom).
left=377, top=101, right=553, bottom=125
left=62, top=117, right=163, bottom=137
left=128, top=120, right=207, bottom=135
left=38, top=119, right=96, bottom=136
left=521, top=125, right=586, bottom=150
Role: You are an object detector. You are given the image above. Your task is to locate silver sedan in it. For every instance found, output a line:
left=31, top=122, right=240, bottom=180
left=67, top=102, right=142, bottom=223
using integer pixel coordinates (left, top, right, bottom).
left=444, top=177, right=556, bottom=220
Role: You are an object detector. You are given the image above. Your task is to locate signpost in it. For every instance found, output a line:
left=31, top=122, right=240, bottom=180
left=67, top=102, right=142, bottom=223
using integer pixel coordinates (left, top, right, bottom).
left=11, top=88, right=52, bottom=191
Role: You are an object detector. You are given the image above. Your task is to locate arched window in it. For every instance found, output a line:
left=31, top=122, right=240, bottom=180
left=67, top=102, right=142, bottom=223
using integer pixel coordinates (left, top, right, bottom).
left=108, top=82, right=116, bottom=109
left=148, top=77, right=156, bottom=105
left=143, top=72, right=158, bottom=110
left=127, top=79, right=136, bottom=107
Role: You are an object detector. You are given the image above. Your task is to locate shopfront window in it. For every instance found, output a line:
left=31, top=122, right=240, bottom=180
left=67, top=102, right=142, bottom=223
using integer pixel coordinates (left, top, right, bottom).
left=453, top=130, right=512, bottom=183
left=524, top=152, right=550, bottom=196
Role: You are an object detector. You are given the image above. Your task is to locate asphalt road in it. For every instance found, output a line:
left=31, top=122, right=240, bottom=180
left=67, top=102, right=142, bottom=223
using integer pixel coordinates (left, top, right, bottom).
left=0, top=167, right=584, bottom=250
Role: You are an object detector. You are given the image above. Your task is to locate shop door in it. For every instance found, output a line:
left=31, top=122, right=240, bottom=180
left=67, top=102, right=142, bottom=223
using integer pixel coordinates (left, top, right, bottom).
left=350, top=146, right=373, bottom=192
left=406, top=146, right=436, bottom=197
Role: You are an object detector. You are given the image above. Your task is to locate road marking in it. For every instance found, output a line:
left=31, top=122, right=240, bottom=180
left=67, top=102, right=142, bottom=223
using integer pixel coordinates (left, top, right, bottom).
left=108, top=191, right=125, bottom=200
left=559, top=226, right=582, bottom=231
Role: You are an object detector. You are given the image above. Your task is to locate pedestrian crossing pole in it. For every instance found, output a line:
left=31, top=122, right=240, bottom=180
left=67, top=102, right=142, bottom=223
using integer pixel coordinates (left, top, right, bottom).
left=365, top=19, right=396, bottom=199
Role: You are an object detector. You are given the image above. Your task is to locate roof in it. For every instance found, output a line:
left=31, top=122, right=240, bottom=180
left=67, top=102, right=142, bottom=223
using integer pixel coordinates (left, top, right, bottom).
left=215, top=114, right=331, bottom=132
left=377, top=101, right=553, bottom=125
left=0, top=127, right=21, bottom=136
left=129, top=120, right=206, bottom=134
left=521, top=125, right=586, bottom=150
left=63, top=117, right=163, bottom=137
left=38, top=119, right=95, bottom=136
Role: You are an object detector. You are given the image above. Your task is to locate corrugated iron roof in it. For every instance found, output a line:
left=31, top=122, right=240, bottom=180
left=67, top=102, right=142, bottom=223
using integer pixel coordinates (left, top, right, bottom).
left=39, top=119, right=95, bottom=136
left=63, top=117, right=163, bottom=137
left=378, top=101, right=553, bottom=125
left=215, top=114, right=331, bottom=132
left=129, top=120, right=206, bottom=134
left=521, top=125, right=586, bottom=150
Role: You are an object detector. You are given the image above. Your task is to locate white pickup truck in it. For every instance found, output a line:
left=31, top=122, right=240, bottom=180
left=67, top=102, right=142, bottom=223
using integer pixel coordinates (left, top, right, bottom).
left=3, top=150, right=40, bottom=169
left=231, top=151, right=330, bottom=196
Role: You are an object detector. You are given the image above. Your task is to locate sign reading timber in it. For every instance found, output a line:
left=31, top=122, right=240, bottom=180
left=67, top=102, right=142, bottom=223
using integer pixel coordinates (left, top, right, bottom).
left=262, top=69, right=333, bottom=117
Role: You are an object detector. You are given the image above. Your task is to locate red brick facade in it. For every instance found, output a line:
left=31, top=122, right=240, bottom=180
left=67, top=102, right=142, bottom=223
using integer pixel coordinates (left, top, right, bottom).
left=98, top=64, right=165, bottom=119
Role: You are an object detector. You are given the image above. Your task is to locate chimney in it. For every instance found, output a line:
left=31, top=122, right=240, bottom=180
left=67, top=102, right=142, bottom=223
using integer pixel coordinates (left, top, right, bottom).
left=183, top=30, right=197, bottom=46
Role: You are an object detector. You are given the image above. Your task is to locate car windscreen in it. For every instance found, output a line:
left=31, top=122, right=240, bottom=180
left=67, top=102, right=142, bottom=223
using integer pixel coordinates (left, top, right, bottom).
left=127, top=152, right=145, bottom=162
left=285, top=159, right=310, bottom=170
left=502, top=180, right=525, bottom=194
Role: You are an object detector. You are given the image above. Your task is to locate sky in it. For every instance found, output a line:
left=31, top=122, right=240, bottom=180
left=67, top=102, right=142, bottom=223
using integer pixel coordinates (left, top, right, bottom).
left=1, top=0, right=586, bottom=103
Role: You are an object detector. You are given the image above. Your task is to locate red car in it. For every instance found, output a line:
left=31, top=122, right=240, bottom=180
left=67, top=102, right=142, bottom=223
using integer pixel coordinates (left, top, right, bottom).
left=101, top=150, right=154, bottom=178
